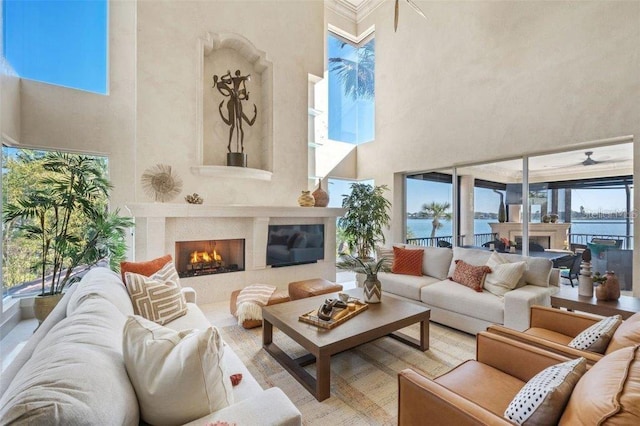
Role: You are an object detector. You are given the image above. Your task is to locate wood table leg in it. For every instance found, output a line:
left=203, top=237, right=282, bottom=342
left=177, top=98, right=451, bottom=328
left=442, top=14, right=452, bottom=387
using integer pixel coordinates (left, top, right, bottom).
left=263, top=319, right=273, bottom=345
left=420, top=319, right=429, bottom=351
left=315, top=352, right=331, bottom=401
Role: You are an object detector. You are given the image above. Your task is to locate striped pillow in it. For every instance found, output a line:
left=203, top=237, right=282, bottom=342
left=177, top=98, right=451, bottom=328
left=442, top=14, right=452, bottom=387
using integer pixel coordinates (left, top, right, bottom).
left=124, top=261, right=187, bottom=325
left=376, top=246, right=395, bottom=270
left=391, top=246, right=424, bottom=276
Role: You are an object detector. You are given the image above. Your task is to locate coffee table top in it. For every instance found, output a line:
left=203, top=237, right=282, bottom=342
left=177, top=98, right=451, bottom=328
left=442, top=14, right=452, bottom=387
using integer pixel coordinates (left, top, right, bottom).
left=262, top=287, right=430, bottom=351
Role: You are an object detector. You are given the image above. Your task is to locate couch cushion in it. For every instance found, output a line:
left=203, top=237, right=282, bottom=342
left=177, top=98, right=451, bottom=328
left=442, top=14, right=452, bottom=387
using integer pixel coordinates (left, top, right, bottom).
left=421, top=280, right=505, bottom=324
left=379, top=271, right=440, bottom=301
left=568, top=315, right=622, bottom=354
left=164, top=302, right=211, bottom=332
left=120, top=253, right=172, bottom=283
left=560, top=345, right=640, bottom=425
left=525, top=328, right=574, bottom=346
left=0, top=298, right=139, bottom=425
left=124, top=261, right=188, bottom=325
left=67, top=267, right=134, bottom=317
left=484, top=252, right=527, bottom=297
left=606, top=312, right=640, bottom=354
left=450, top=260, right=491, bottom=292
left=123, top=316, right=234, bottom=426
left=447, top=247, right=492, bottom=277
left=401, top=244, right=453, bottom=280
left=505, top=357, right=587, bottom=425
left=392, top=246, right=424, bottom=276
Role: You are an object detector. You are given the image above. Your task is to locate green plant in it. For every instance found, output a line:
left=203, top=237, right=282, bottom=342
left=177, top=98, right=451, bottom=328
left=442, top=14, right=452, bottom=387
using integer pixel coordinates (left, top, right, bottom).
left=592, top=272, right=607, bottom=284
left=338, top=183, right=391, bottom=259
left=420, top=201, right=452, bottom=240
left=336, top=253, right=389, bottom=276
left=3, top=152, right=132, bottom=296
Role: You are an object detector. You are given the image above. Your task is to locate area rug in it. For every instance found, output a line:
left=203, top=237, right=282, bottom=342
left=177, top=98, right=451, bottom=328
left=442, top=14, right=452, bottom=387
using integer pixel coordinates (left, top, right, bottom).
left=220, top=322, right=475, bottom=425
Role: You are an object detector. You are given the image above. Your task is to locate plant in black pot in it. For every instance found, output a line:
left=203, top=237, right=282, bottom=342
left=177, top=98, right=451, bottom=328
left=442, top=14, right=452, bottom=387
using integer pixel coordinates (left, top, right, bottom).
left=3, top=153, right=133, bottom=323
left=338, top=183, right=392, bottom=260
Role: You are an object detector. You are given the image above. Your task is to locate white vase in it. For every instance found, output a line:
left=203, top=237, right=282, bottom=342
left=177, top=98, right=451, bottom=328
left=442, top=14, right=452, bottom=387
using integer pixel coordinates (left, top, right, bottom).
left=578, top=261, right=593, bottom=297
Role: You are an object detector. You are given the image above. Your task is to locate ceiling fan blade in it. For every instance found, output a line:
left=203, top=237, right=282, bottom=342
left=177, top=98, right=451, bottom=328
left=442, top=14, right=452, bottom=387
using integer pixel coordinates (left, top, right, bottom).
left=394, top=0, right=399, bottom=32
left=406, top=0, right=427, bottom=20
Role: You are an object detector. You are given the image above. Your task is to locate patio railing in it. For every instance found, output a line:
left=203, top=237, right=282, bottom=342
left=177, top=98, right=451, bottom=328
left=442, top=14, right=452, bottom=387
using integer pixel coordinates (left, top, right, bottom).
left=406, top=233, right=498, bottom=247
left=569, top=233, right=633, bottom=250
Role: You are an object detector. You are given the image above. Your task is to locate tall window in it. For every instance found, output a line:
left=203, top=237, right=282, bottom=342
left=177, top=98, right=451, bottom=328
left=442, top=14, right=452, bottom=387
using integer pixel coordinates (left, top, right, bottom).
left=405, top=172, right=454, bottom=245
left=327, top=33, right=375, bottom=144
left=3, top=0, right=108, bottom=94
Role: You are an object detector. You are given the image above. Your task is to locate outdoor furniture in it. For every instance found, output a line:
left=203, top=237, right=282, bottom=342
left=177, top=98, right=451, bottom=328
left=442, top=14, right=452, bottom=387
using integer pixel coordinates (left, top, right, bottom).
left=555, top=253, right=582, bottom=287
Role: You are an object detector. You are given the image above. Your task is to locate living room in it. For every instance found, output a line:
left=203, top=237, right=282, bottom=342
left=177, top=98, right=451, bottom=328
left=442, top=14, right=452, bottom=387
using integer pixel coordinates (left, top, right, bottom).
left=1, top=0, right=640, bottom=424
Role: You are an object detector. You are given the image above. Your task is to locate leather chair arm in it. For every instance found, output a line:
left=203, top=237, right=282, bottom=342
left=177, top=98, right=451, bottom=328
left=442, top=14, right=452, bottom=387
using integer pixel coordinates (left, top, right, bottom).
left=476, top=332, right=571, bottom=382
left=398, top=369, right=512, bottom=426
left=486, top=325, right=603, bottom=366
left=530, top=305, right=601, bottom=336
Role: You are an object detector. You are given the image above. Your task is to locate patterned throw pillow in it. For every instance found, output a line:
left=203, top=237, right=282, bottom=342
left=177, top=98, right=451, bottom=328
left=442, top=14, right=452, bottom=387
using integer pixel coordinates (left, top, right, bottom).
left=376, top=246, right=395, bottom=270
left=391, top=246, right=424, bottom=276
left=483, top=251, right=527, bottom=297
left=449, top=260, right=492, bottom=292
left=504, top=357, right=587, bottom=425
left=568, top=315, right=623, bottom=353
left=124, top=261, right=187, bottom=325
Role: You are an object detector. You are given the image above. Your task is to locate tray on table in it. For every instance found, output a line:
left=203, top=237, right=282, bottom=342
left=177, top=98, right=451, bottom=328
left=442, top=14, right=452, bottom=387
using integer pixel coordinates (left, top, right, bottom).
left=298, top=298, right=368, bottom=329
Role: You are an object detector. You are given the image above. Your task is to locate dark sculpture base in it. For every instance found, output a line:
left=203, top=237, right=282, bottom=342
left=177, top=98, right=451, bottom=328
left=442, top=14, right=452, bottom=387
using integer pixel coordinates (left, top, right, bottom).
left=227, top=153, right=247, bottom=167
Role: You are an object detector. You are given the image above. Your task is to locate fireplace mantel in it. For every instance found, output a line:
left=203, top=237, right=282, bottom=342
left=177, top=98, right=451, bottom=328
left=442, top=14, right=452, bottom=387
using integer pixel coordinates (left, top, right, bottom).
left=125, top=203, right=345, bottom=219
left=490, top=222, right=571, bottom=250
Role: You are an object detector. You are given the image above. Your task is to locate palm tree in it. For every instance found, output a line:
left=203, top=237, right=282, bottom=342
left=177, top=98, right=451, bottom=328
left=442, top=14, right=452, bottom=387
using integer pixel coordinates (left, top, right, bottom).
left=328, top=39, right=375, bottom=100
left=420, top=202, right=452, bottom=243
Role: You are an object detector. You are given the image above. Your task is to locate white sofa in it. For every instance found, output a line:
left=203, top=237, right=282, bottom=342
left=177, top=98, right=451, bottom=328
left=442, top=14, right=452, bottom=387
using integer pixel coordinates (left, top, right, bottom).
left=0, top=268, right=301, bottom=425
left=378, top=246, right=559, bottom=335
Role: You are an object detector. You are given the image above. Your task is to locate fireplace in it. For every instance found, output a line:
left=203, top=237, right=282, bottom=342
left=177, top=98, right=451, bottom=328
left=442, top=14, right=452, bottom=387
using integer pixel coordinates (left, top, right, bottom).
left=175, top=239, right=245, bottom=278
left=515, top=236, right=551, bottom=249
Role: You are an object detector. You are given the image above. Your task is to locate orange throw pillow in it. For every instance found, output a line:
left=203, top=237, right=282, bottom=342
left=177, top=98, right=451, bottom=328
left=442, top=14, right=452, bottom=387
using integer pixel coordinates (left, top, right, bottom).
left=120, top=254, right=173, bottom=285
left=391, top=246, right=424, bottom=276
left=449, top=259, right=491, bottom=292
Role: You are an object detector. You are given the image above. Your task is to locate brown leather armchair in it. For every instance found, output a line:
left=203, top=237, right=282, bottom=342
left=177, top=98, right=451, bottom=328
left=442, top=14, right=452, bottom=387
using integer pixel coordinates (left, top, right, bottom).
left=487, top=305, right=640, bottom=365
left=398, top=331, right=640, bottom=425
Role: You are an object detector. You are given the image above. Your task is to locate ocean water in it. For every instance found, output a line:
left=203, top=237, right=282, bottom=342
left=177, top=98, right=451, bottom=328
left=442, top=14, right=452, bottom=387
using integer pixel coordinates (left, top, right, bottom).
left=407, top=218, right=632, bottom=239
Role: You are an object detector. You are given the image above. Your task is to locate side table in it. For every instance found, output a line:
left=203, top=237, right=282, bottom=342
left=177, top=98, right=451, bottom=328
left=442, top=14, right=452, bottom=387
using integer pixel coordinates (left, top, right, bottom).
left=551, top=286, right=640, bottom=319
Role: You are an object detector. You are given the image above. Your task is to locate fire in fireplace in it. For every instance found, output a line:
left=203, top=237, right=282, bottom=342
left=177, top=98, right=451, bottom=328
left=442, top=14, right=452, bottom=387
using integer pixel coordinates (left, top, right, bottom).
left=175, top=239, right=245, bottom=278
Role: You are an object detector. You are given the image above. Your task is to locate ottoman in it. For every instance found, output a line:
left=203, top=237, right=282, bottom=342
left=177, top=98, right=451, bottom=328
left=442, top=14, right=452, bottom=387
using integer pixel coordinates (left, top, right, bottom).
left=288, top=278, right=343, bottom=300
left=230, top=288, right=290, bottom=329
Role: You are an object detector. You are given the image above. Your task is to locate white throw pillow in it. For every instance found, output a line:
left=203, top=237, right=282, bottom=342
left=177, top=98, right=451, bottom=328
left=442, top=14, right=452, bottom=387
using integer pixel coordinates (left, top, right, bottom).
left=124, top=261, right=187, bottom=325
left=483, top=251, right=527, bottom=297
left=504, top=357, right=587, bottom=425
left=123, top=316, right=234, bottom=425
left=568, top=315, right=623, bottom=353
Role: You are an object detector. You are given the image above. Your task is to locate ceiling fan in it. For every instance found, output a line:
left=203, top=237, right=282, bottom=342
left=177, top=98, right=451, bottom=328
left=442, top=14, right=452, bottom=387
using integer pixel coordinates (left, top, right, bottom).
left=582, top=151, right=600, bottom=166
left=394, top=0, right=427, bottom=32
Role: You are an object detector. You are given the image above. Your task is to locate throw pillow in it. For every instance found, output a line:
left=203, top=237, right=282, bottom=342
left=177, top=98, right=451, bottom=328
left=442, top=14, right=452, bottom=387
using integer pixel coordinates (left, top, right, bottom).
left=123, top=316, right=234, bottom=425
left=606, top=312, right=640, bottom=354
left=124, top=261, right=187, bottom=325
left=120, top=254, right=172, bottom=284
left=568, top=315, right=623, bottom=353
left=376, top=246, right=395, bottom=270
left=504, top=357, right=587, bottom=425
left=449, top=259, right=491, bottom=292
left=391, top=246, right=424, bottom=276
left=483, top=251, right=527, bottom=297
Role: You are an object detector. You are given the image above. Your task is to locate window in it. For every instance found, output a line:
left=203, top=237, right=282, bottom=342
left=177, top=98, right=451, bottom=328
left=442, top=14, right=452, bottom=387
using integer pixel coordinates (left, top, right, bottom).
left=3, top=0, right=108, bottom=94
left=327, top=32, right=374, bottom=144
left=2, top=147, right=109, bottom=298
left=405, top=172, right=454, bottom=246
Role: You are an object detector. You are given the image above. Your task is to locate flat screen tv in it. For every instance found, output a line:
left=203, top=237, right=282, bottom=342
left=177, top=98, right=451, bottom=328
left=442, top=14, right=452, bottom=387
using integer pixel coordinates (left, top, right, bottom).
left=266, top=224, right=325, bottom=267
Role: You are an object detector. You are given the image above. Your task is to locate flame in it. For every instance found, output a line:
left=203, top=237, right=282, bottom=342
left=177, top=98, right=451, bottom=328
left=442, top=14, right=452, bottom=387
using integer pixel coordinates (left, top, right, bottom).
left=189, top=250, right=222, bottom=264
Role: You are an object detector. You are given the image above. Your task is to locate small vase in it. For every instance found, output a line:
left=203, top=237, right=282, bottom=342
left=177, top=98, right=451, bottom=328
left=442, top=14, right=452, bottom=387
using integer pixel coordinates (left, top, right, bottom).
left=297, top=190, right=315, bottom=207
left=605, top=271, right=620, bottom=301
left=363, top=274, right=381, bottom=304
left=498, top=201, right=506, bottom=223
left=578, top=261, right=593, bottom=297
left=312, top=180, right=329, bottom=207
left=595, top=283, right=608, bottom=301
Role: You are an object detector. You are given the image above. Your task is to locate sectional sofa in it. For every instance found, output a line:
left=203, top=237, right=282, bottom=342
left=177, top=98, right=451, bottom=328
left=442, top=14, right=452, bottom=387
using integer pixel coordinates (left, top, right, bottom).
left=378, top=246, right=558, bottom=334
left=0, top=268, right=301, bottom=425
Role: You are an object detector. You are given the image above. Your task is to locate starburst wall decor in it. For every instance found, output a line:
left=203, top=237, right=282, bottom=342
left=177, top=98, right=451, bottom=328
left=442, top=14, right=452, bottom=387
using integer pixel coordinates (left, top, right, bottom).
left=141, top=164, right=183, bottom=202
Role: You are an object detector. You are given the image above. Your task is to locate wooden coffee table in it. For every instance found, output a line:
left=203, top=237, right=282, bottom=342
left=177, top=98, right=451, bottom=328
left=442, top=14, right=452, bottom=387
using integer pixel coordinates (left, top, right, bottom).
left=551, top=285, right=640, bottom=319
left=262, top=288, right=430, bottom=401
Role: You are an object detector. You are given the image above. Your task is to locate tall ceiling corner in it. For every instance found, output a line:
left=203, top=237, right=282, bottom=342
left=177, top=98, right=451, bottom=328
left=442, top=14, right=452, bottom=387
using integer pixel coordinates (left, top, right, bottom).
left=326, top=0, right=385, bottom=23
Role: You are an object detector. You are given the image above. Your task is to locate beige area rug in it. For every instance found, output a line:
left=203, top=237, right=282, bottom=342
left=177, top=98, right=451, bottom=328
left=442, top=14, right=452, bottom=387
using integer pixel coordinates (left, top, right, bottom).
left=220, top=322, right=475, bottom=425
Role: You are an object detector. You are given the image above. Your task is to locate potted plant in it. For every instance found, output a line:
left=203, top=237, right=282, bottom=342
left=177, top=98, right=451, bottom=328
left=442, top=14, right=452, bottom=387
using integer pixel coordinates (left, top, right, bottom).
left=338, top=183, right=392, bottom=259
left=336, top=254, right=389, bottom=303
left=3, top=152, right=132, bottom=323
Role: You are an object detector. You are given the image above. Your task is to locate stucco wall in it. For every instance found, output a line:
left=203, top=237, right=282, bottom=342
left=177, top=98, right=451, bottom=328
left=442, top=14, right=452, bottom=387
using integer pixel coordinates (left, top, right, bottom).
left=135, top=0, right=324, bottom=206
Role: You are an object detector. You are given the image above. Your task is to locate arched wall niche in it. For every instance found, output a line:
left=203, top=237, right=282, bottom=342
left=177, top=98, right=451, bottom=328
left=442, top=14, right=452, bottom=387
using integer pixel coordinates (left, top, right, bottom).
left=194, top=32, right=273, bottom=178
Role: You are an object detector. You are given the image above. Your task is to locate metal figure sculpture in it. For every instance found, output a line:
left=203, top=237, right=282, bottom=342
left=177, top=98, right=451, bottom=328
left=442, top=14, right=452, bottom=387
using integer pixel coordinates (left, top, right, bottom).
left=213, top=69, right=257, bottom=154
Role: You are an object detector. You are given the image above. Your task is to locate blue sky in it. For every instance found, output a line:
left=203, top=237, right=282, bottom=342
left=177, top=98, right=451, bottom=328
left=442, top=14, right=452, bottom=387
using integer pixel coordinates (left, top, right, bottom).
left=3, top=0, right=108, bottom=94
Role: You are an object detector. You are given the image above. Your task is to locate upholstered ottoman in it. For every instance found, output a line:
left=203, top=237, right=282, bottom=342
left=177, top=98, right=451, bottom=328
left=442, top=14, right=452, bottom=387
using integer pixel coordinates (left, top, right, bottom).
left=230, top=289, right=290, bottom=329
left=288, top=278, right=343, bottom=300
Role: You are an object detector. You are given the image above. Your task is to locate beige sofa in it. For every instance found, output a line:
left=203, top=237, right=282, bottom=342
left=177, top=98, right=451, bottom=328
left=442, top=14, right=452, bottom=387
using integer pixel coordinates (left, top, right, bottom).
left=378, top=246, right=558, bottom=334
left=0, top=268, right=301, bottom=425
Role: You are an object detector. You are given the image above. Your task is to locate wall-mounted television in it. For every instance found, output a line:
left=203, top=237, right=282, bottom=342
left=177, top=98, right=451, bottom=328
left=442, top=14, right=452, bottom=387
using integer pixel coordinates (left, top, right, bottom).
left=266, top=224, right=325, bottom=267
